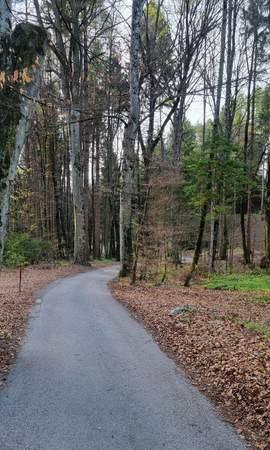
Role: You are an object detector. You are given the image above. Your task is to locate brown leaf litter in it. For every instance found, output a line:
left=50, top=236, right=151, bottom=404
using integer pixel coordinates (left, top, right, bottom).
left=110, top=280, right=270, bottom=450
left=0, top=264, right=90, bottom=384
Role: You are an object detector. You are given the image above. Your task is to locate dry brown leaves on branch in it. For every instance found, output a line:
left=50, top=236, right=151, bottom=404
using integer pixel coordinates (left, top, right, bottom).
left=110, top=280, right=270, bottom=450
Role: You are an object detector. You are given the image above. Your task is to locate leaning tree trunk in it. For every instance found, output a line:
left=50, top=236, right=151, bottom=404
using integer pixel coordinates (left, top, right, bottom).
left=0, top=103, right=32, bottom=263
left=0, top=0, right=13, bottom=263
left=119, top=0, right=145, bottom=277
left=0, top=14, right=47, bottom=265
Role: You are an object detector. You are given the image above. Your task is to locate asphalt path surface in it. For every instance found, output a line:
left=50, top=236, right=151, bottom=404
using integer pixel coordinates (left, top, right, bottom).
left=0, top=266, right=248, bottom=450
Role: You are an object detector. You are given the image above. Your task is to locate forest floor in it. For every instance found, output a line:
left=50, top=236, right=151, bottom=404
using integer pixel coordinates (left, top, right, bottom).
left=110, top=270, right=270, bottom=450
left=0, top=261, right=112, bottom=385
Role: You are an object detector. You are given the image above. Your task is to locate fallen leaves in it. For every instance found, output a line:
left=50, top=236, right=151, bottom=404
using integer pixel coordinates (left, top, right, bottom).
left=0, top=264, right=89, bottom=384
left=110, top=280, right=270, bottom=450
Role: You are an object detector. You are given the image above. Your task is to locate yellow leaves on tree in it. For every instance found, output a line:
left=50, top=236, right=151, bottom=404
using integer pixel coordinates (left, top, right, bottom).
left=0, top=67, right=33, bottom=89
left=0, top=71, right=6, bottom=88
left=21, top=68, right=32, bottom=84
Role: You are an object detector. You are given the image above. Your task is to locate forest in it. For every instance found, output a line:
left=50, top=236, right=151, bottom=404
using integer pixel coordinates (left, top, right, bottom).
left=0, top=0, right=269, bottom=279
left=0, top=0, right=270, bottom=449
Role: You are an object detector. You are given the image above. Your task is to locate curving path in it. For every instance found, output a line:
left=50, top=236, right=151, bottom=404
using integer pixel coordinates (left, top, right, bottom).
left=0, top=266, right=248, bottom=450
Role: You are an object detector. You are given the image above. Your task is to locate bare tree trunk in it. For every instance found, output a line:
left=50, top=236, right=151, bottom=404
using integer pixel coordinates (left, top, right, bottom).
left=241, top=34, right=256, bottom=265
left=246, top=37, right=258, bottom=264
left=208, top=207, right=216, bottom=272
left=48, top=134, right=67, bottom=256
left=120, top=0, right=145, bottom=276
left=70, top=107, right=89, bottom=264
left=209, top=0, right=227, bottom=272
left=229, top=190, right=236, bottom=272
left=220, top=0, right=237, bottom=261
left=104, top=120, right=114, bottom=258
left=94, top=123, right=101, bottom=259
left=184, top=202, right=208, bottom=287
left=184, top=38, right=208, bottom=286
left=172, top=87, right=186, bottom=163
left=265, top=148, right=270, bottom=261
left=64, top=128, right=73, bottom=253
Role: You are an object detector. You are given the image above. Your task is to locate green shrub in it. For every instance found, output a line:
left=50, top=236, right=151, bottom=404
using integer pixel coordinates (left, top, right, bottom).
left=4, top=233, right=54, bottom=267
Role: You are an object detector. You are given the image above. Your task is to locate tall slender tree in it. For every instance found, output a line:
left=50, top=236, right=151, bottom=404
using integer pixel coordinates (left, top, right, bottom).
left=120, top=0, right=146, bottom=276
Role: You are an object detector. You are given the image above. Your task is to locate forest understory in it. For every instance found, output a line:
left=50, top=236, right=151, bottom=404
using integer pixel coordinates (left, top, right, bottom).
left=111, top=268, right=270, bottom=450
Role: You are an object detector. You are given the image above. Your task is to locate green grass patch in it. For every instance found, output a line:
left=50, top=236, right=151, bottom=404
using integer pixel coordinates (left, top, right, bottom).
left=202, top=273, right=270, bottom=292
left=246, top=295, right=270, bottom=304
left=243, top=321, right=270, bottom=339
left=91, top=258, right=115, bottom=265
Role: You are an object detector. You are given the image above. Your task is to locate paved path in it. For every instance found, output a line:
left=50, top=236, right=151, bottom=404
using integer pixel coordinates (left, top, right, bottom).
left=0, top=266, right=248, bottom=450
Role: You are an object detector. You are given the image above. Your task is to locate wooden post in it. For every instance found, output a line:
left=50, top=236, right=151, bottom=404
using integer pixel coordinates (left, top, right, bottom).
left=19, top=267, right=23, bottom=293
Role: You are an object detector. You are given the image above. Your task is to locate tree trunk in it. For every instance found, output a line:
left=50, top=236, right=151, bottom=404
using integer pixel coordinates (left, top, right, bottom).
left=48, top=135, right=67, bottom=257
left=70, top=107, right=89, bottom=264
left=246, top=35, right=258, bottom=264
left=0, top=100, right=37, bottom=263
left=265, top=149, right=270, bottom=261
left=184, top=45, right=208, bottom=286
left=94, top=123, right=101, bottom=259
left=209, top=0, right=227, bottom=271
left=184, top=202, right=208, bottom=287
left=172, top=87, right=186, bottom=163
left=120, top=0, right=145, bottom=276
left=219, top=0, right=236, bottom=261
left=241, top=33, right=256, bottom=265
left=104, top=122, right=114, bottom=258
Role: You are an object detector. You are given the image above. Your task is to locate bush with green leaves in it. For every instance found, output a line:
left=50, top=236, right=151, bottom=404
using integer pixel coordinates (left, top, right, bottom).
left=4, top=233, right=54, bottom=267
